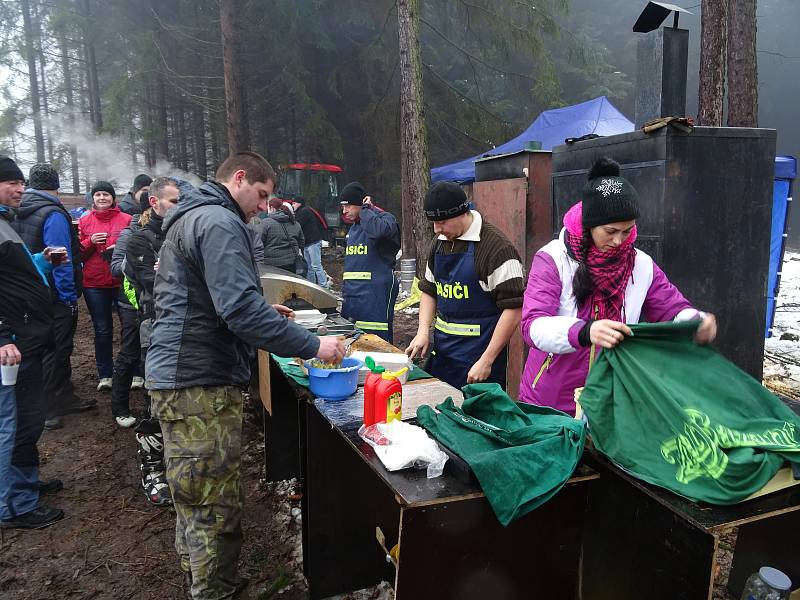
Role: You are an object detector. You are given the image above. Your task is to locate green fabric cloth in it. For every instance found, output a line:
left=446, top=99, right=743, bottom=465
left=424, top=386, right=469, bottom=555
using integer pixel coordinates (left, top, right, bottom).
left=272, top=355, right=309, bottom=387
left=581, top=321, right=800, bottom=505
left=407, top=365, right=433, bottom=381
left=417, top=383, right=586, bottom=526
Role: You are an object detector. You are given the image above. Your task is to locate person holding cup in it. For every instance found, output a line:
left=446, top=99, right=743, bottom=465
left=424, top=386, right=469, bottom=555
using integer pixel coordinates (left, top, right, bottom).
left=0, top=155, right=66, bottom=529
left=78, top=182, right=132, bottom=390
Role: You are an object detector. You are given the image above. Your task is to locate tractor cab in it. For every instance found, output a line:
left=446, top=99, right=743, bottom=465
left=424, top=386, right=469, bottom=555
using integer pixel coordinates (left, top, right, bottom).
left=276, top=163, right=343, bottom=230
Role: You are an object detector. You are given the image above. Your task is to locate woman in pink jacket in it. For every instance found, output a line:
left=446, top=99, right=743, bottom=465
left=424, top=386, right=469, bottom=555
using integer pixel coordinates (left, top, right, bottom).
left=78, top=181, right=131, bottom=390
left=519, top=158, right=717, bottom=415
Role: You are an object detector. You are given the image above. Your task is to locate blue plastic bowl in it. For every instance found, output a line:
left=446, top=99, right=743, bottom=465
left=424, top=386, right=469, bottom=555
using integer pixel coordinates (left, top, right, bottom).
left=304, top=357, right=364, bottom=401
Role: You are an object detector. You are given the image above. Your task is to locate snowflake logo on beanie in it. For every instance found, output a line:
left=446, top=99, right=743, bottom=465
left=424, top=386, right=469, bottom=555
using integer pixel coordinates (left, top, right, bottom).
left=596, top=178, right=623, bottom=197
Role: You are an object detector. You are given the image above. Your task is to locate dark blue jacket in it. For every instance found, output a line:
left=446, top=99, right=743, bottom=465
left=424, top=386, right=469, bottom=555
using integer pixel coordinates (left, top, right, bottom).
left=13, top=189, right=82, bottom=304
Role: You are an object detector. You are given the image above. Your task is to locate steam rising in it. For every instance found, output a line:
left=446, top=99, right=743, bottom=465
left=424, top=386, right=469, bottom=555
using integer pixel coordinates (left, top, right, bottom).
left=45, top=114, right=203, bottom=191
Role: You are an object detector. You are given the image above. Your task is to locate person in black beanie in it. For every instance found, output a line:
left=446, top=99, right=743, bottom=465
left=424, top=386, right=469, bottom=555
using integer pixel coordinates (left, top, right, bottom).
left=118, top=173, right=152, bottom=216
left=518, top=157, right=718, bottom=414
left=79, top=180, right=132, bottom=392
left=580, top=157, right=640, bottom=229
left=0, top=156, right=24, bottom=184
left=339, top=181, right=401, bottom=343
left=0, top=155, right=66, bottom=528
left=28, top=163, right=60, bottom=191
left=13, top=163, right=90, bottom=429
left=406, top=181, right=525, bottom=390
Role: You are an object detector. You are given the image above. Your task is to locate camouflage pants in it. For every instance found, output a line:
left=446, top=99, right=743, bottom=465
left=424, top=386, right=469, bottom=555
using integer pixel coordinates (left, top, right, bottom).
left=150, top=386, right=245, bottom=600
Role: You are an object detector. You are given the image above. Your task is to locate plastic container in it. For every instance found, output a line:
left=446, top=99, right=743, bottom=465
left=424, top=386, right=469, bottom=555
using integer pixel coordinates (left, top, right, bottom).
left=304, top=357, right=364, bottom=401
left=373, top=367, right=409, bottom=424
left=740, top=566, right=792, bottom=600
left=363, top=356, right=386, bottom=426
left=399, top=258, right=416, bottom=293
left=350, top=351, right=411, bottom=385
left=1, top=363, right=19, bottom=386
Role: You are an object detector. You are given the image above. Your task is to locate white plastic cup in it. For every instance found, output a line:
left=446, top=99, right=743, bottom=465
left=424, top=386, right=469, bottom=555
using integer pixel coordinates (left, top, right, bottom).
left=1, top=363, right=19, bottom=386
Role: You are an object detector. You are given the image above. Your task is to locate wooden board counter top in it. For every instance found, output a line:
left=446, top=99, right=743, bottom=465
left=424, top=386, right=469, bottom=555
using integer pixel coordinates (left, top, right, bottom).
left=256, top=333, right=464, bottom=482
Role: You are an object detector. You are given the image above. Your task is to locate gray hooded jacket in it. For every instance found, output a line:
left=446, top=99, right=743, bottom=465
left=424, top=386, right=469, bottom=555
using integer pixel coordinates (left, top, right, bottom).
left=145, top=180, right=320, bottom=390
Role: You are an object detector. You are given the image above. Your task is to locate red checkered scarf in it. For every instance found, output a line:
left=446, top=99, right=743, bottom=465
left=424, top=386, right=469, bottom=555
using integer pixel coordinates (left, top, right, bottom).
left=563, top=202, right=637, bottom=320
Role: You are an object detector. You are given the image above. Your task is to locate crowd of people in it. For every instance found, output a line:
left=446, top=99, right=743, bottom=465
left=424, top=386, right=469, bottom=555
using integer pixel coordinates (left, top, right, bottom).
left=0, top=150, right=719, bottom=599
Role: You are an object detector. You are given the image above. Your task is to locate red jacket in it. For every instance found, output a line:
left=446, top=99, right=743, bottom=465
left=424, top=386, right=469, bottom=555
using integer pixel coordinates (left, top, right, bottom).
left=78, top=206, right=131, bottom=288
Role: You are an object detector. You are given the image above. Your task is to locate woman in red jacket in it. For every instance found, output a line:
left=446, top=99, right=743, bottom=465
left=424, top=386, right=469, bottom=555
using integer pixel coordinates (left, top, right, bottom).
left=78, top=181, right=131, bottom=390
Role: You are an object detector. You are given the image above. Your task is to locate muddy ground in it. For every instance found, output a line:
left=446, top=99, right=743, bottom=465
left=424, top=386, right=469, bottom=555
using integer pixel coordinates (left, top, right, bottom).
left=0, top=249, right=737, bottom=600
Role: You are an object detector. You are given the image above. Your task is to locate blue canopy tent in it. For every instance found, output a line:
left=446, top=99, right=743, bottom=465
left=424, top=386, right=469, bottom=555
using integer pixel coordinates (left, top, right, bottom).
left=766, top=155, right=797, bottom=337
left=431, top=96, right=635, bottom=184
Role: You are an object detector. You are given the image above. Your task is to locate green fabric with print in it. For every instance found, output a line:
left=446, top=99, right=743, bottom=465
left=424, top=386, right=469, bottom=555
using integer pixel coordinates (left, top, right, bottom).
left=581, top=320, right=800, bottom=505
left=417, top=383, right=586, bottom=526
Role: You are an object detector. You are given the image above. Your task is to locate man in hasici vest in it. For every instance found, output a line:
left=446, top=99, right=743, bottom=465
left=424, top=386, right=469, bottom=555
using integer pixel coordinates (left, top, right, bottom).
left=340, top=182, right=400, bottom=343
left=406, top=181, right=524, bottom=390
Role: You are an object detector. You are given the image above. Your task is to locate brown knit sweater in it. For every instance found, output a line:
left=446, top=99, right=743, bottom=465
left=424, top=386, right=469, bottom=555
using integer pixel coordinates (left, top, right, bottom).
left=419, top=211, right=525, bottom=310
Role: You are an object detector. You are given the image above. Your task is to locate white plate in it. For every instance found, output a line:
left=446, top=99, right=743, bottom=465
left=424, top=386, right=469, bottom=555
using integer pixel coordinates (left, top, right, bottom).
left=294, top=310, right=327, bottom=326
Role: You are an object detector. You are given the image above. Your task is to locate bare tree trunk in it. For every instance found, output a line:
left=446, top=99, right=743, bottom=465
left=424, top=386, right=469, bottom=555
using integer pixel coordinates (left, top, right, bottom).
left=176, top=91, right=189, bottom=171
left=59, top=32, right=81, bottom=192
left=155, top=71, right=170, bottom=161
left=129, top=128, right=137, bottom=168
left=33, top=2, right=55, bottom=163
left=398, top=0, right=431, bottom=270
left=21, top=0, right=46, bottom=163
left=220, top=0, right=249, bottom=153
left=79, top=62, right=91, bottom=188
left=142, top=80, right=155, bottom=169
left=81, top=0, right=103, bottom=132
left=192, top=101, right=208, bottom=179
left=727, top=0, right=758, bottom=126
left=698, top=0, right=727, bottom=126
left=210, top=109, right=222, bottom=167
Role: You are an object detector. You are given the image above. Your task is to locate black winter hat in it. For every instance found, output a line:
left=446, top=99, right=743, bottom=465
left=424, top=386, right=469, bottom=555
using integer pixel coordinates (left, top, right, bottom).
left=423, top=181, right=470, bottom=221
left=581, top=158, right=639, bottom=229
left=0, top=155, right=24, bottom=183
left=28, top=163, right=60, bottom=191
left=132, top=174, right=152, bottom=194
left=293, top=195, right=307, bottom=206
left=339, top=182, right=366, bottom=205
left=91, top=180, right=117, bottom=201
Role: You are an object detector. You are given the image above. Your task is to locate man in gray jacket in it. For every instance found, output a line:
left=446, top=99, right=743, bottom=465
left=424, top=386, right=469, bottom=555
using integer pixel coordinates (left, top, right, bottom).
left=146, top=151, right=343, bottom=599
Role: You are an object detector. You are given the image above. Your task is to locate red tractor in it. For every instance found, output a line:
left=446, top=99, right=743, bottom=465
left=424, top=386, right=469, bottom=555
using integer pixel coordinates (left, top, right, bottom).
left=275, top=163, right=344, bottom=235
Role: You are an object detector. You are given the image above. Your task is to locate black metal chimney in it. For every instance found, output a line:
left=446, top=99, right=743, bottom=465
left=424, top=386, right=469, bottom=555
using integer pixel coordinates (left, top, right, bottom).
left=633, top=2, right=692, bottom=128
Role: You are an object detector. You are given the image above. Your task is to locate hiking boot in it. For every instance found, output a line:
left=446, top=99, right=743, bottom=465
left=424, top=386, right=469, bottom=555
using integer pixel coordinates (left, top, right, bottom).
left=44, top=416, right=63, bottom=430
left=115, top=415, right=136, bottom=428
left=97, top=378, right=113, bottom=391
left=38, top=479, right=64, bottom=495
left=136, top=432, right=173, bottom=506
left=131, top=376, right=145, bottom=390
left=0, top=506, right=65, bottom=529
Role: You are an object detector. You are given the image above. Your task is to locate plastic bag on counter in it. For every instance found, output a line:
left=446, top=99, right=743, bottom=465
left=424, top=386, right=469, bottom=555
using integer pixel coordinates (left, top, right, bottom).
left=358, top=420, right=449, bottom=478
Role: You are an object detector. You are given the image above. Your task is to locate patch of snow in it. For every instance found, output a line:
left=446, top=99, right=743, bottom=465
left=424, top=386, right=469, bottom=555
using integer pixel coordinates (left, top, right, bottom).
left=764, top=251, right=800, bottom=397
